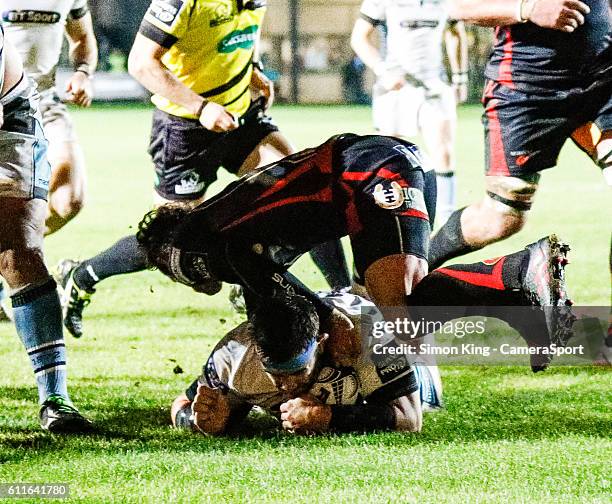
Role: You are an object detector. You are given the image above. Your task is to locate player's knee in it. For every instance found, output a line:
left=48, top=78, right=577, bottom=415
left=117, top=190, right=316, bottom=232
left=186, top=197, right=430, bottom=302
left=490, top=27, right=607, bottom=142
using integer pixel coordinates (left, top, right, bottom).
left=484, top=175, right=537, bottom=224
left=0, top=247, right=47, bottom=289
left=52, top=192, right=84, bottom=220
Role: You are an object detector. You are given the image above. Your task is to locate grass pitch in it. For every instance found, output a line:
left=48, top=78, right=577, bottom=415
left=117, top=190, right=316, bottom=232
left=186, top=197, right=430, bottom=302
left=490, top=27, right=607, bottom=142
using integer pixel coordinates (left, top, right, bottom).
left=0, top=104, right=610, bottom=503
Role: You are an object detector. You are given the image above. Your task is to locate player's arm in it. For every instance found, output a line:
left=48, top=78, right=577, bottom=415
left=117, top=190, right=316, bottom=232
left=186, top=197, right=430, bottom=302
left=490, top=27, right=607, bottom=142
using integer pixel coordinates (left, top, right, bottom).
left=279, top=391, right=422, bottom=433
left=448, top=0, right=590, bottom=32
left=172, top=342, right=252, bottom=435
left=350, top=17, right=404, bottom=91
left=444, top=21, right=468, bottom=104
left=249, top=30, right=274, bottom=110
left=64, top=9, right=97, bottom=107
left=129, top=2, right=237, bottom=132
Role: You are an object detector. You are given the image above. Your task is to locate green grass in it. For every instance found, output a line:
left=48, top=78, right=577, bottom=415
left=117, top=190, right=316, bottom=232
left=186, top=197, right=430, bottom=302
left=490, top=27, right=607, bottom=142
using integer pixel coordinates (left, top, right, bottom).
left=0, top=104, right=610, bottom=503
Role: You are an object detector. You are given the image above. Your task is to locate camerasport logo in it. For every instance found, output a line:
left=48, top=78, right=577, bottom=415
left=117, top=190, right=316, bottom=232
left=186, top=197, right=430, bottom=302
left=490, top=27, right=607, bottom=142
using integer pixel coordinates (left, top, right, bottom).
left=147, top=0, right=184, bottom=27
left=2, top=10, right=61, bottom=24
left=217, top=25, right=258, bottom=53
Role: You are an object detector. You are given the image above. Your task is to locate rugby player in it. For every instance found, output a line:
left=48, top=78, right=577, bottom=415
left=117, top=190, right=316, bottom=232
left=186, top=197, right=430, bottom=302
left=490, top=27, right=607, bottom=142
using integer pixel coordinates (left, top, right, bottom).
left=0, top=0, right=97, bottom=320
left=0, top=26, right=91, bottom=432
left=56, top=0, right=350, bottom=338
left=351, top=0, right=468, bottom=224
left=427, top=0, right=611, bottom=361
left=137, top=134, right=574, bottom=370
left=171, top=292, right=442, bottom=435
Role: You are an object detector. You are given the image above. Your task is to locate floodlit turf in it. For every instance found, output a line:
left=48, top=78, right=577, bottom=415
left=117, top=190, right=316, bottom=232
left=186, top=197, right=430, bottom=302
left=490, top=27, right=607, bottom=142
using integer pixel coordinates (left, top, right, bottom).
left=0, top=104, right=610, bottom=503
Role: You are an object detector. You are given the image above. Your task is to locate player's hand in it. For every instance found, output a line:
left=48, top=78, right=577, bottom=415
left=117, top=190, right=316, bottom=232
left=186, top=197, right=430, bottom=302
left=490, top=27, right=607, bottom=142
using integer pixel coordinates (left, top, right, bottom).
left=454, top=82, right=468, bottom=104
left=199, top=101, right=238, bottom=132
left=323, top=308, right=360, bottom=367
left=280, top=394, right=331, bottom=433
left=65, top=71, right=93, bottom=107
left=523, top=0, right=590, bottom=33
left=191, top=384, right=231, bottom=435
left=379, top=72, right=406, bottom=92
left=250, top=67, right=274, bottom=111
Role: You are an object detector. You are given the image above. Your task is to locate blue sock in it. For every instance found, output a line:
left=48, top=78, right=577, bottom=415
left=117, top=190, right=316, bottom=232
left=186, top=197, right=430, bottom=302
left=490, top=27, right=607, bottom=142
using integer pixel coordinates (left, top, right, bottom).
left=11, top=279, right=70, bottom=404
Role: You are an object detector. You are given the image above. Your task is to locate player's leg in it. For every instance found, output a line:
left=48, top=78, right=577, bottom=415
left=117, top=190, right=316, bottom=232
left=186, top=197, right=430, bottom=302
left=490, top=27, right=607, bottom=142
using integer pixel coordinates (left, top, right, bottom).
left=571, top=109, right=612, bottom=363
left=42, top=96, right=87, bottom=235
left=0, top=98, right=90, bottom=430
left=428, top=82, right=567, bottom=269
left=350, top=150, right=437, bottom=308
left=419, top=86, right=458, bottom=225
left=56, top=110, right=212, bottom=337
left=235, top=127, right=351, bottom=290
left=410, top=235, right=573, bottom=371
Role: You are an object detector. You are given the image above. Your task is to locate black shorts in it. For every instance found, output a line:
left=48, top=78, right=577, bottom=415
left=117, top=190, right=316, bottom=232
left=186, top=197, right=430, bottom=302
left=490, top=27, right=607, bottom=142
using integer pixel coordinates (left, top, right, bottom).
left=344, top=156, right=436, bottom=278
left=482, top=77, right=612, bottom=178
left=148, top=104, right=279, bottom=200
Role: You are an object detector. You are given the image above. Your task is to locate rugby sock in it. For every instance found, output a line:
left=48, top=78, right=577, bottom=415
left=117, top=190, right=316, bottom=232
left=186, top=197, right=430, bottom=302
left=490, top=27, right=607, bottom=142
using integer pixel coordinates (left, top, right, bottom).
left=435, top=172, right=456, bottom=226
left=11, top=279, right=70, bottom=403
left=309, top=239, right=351, bottom=289
left=428, top=207, right=478, bottom=270
left=73, top=235, right=148, bottom=291
left=409, top=249, right=528, bottom=307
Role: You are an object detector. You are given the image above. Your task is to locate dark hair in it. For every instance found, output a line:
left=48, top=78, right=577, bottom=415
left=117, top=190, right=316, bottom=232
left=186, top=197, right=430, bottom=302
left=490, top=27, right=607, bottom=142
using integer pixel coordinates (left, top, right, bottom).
left=137, top=205, right=190, bottom=276
left=250, top=295, right=320, bottom=364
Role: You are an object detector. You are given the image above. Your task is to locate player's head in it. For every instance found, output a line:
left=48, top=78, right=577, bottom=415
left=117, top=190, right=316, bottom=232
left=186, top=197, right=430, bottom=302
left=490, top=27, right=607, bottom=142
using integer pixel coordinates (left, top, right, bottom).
left=251, top=295, right=325, bottom=396
left=137, top=205, right=222, bottom=295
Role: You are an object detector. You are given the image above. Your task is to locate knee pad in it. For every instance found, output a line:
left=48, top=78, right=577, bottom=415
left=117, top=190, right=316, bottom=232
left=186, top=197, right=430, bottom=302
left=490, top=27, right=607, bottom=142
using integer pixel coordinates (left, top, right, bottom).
left=485, top=174, right=540, bottom=212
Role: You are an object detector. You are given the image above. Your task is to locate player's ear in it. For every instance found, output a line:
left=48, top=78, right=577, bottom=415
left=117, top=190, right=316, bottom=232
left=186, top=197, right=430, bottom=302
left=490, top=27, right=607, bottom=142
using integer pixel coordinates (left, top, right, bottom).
left=317, top=333, right=329, bottom=346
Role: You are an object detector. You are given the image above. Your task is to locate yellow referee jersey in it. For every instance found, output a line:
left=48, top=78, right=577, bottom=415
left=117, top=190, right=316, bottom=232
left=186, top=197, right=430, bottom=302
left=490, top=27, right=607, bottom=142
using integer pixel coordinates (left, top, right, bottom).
left=139, top=0, right=266, bottom=118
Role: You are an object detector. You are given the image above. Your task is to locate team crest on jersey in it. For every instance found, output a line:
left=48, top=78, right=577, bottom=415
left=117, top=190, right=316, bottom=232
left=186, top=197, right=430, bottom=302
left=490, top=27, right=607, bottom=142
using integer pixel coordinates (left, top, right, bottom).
left=2, top=10, right=61, bottom=24
left=147, top=0, right=184, bottom=28
left=373, top=181, right=405, bottom=210
left=310, top=366, right=360, bottom=405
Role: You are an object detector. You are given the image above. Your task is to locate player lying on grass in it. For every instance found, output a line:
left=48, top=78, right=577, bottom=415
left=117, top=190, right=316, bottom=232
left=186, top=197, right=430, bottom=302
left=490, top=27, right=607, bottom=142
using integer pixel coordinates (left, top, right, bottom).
left=171, top=292, right=443, bottom=435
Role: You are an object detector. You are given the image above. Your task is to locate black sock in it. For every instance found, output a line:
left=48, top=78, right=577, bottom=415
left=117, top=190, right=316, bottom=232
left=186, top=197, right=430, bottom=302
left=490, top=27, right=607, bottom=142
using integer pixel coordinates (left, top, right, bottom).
left=428, top=207, right=478, bottom=270
left=409, top=249, right=529, bottom=307
left=309, top=239, right=351, bottom=289
left=73, top=235, right=148, bottom=291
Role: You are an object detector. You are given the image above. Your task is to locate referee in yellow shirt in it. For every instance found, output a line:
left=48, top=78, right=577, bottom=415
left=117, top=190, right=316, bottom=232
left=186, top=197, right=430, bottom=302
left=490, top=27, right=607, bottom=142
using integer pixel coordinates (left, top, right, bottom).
left=56, top=0, right=350, bottom=338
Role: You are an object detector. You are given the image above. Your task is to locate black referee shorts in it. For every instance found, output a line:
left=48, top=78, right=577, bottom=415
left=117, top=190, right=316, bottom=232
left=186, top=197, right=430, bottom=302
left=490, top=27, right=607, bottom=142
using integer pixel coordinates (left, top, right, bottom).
left=148, top=103, right=279, bottom=201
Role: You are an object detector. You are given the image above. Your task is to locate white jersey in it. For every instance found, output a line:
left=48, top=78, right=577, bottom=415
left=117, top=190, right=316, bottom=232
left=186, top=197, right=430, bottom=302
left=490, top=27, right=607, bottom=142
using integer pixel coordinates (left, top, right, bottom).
left=0, top=0, right=89, bottom=91
left=360, top=0, right=449, bottom=82
left=197, top=292, right=418, bottom=412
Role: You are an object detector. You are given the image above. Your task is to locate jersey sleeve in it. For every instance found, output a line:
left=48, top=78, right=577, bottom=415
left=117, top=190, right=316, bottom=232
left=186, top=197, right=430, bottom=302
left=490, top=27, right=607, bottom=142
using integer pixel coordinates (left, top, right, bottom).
left=139, top=0, right=195, bottom=49
left=360, top=0, right=386, bottom=26
left=69, top=0, right=89, bottom=20
left=186, top=326, right=252, bottom=410
left=357, top=344, right=419, bottom=404
left=223, top=241, right=335, bottom=322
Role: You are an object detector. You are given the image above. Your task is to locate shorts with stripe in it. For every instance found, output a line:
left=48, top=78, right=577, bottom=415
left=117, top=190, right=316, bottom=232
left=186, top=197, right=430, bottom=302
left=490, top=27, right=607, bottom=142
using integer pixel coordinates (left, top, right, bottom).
left=0, top=77, right=51, bottom=200
left=482, top=77, right=612, bottom=178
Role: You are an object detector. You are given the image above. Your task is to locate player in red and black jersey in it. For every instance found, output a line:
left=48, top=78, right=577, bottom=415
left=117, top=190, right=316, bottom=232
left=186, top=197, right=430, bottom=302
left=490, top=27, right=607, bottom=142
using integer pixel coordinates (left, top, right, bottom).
left=431, top=0, right=610, bottom=266
left=138, top=134, right=575, bottom=371
left=430, top=0, right=611, bottom=362
left=138, top=134, right=437, bottom=320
